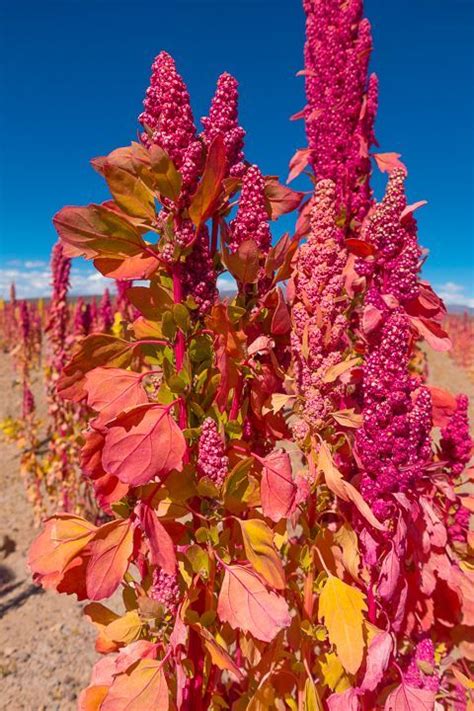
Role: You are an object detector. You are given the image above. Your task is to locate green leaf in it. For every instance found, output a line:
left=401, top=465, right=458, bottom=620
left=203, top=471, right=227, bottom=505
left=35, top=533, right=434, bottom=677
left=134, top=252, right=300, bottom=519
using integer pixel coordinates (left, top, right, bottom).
left=103, top=161, right=156, bottom=220
left=53, top=203, right=147, bottom=260
left=146, top=145, right=183, bottom=201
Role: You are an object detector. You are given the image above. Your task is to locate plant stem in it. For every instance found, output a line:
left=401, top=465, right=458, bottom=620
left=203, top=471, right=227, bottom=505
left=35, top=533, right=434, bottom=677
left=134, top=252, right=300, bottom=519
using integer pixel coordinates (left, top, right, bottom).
left=172, top=265, right=188, bottom=443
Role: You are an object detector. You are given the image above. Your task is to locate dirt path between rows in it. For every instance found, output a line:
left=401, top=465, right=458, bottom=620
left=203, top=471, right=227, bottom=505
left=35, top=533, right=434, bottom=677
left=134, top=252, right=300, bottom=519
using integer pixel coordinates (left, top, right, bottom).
left=0, top=353, right=96, bottom=711
left=0, top=347, right=472, bottom=710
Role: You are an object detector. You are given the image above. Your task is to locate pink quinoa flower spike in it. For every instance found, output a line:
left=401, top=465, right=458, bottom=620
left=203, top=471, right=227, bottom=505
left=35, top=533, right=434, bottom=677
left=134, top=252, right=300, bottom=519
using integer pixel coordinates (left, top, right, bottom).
left=201, top=72, right=246, bottom=178
left=139, top=51, right=202, bottom=196
left=229, top=164, right=271, bottom=253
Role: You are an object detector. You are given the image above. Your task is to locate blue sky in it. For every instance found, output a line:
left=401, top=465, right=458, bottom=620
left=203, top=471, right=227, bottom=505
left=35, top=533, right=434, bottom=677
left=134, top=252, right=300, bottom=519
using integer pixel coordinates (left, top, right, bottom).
left=0, top=0, right=473, bottom=305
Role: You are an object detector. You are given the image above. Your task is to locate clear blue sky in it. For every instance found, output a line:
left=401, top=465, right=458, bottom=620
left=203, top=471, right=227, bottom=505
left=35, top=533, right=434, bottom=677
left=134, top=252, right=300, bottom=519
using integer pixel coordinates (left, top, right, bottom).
left=1, top=0, right=473, bottom=305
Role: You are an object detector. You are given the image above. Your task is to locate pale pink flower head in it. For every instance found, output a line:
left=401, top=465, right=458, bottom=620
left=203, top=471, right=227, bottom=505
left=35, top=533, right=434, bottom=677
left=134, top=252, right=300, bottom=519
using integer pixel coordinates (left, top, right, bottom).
left=290, top=179, right=348, bottom=431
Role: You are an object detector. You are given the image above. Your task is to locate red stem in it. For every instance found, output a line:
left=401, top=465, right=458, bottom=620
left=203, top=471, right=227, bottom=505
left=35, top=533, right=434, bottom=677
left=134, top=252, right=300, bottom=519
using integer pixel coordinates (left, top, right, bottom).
left=229, top=375, right=243, bottom=421
left=172, top=266, right=188, bottom=438
left=210, top=217, right=218, bottom=257
left=367, top=584, right=376, bottom=623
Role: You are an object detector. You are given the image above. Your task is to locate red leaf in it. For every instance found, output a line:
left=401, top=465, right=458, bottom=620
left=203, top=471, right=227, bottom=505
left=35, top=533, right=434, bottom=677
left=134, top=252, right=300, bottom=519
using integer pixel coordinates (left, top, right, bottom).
left=81, top=430, right=129, bottom=510
left=327, top=688, right=361, bottom=711
left=290, top=106, right=307, bottom=121
left=400, top=200, right=427, bottom=224
left=217, top=563, right=290, bottom=642
left=362, top=303, right=384, bottom=335
left=264, top=177, right=304, bottom=219
left=86, top=519, right=135, bottom=600
left=102, top=404, right=186, bottom=486
left=361, top=629, right=393, bottom=691
left=373, top=152, right=407, bottom=174
left=428, top=386, right=457, bottom=427
left=84, top=367, right=148, bottom=426
left=345, top=237, right=376, bottom=257
left=222, top=239, right=260, bottom=284
left=409, top=316, right=452, bottom=352
left=294, top=198, right=312, bottom=238
left=378, top=546, right=400, bottom=601
left=384, top=682, right=435, bottom=710
left=136, top=502, right=177, bottom=574
left=272, top=296, right=291, bottom=335
left=287, top=147, right=311, bottom=183
left=189, top=134, right=227, bottom=226
left=257, top=450, right=297, bottom=522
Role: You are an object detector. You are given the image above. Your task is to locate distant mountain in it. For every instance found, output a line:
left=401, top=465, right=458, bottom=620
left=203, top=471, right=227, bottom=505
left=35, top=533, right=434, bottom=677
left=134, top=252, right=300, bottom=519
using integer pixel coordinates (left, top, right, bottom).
left=447, top=305, right=474, bottom=316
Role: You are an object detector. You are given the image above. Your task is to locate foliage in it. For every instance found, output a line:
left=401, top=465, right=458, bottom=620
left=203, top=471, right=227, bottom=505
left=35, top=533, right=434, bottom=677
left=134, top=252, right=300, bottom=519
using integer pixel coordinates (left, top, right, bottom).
left=21, top=1, right=474, bottom=709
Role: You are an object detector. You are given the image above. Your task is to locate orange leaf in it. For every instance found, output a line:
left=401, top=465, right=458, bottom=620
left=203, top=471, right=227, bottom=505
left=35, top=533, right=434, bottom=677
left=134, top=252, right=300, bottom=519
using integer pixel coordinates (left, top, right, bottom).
left=428, top=386, right=457, bottom=427
left=86, top=519, right=135, bottom=600
left=84, top=602, right=121, bottom=653
left=78, top=685, right=109, bottom=711
left=217, top=563, right=290, bottom=642
left=94, top=252, right=160, bottom=280
left=57, top=335, right=136, bottom=402
left=147, top=145, right=183, bottom=202
left=84, top=367, right=148, bottom=426
left=373, top=152, right=407, bottom=174
left=101, top=659, right=169, bottom=711
left=195, top=624, right=245, bottom=683
left=28, top=514, right=96, bottom=589
left=102, top=404, right=186, bottom=486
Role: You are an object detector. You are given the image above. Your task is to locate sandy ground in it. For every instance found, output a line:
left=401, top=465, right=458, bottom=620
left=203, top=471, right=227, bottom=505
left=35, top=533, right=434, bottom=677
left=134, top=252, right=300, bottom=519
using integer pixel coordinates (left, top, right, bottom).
left=0, top=353, right=96, bottom=711
left=0, top=347, right=473, bottom=710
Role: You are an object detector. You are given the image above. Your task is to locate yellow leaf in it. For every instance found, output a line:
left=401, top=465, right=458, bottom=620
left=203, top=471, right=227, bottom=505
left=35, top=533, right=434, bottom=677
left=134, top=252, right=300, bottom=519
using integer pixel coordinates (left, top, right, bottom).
left=238, top=519, right=286, bottom=589
left=318, top=653, right=351, bottom=693
left=269, top=393, right=294, bottom=414
left=318, top=576, right=367, bottom=675
left=103, top=610, right=143, bottom=644
left=304, top=677, right=324, bottom=711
